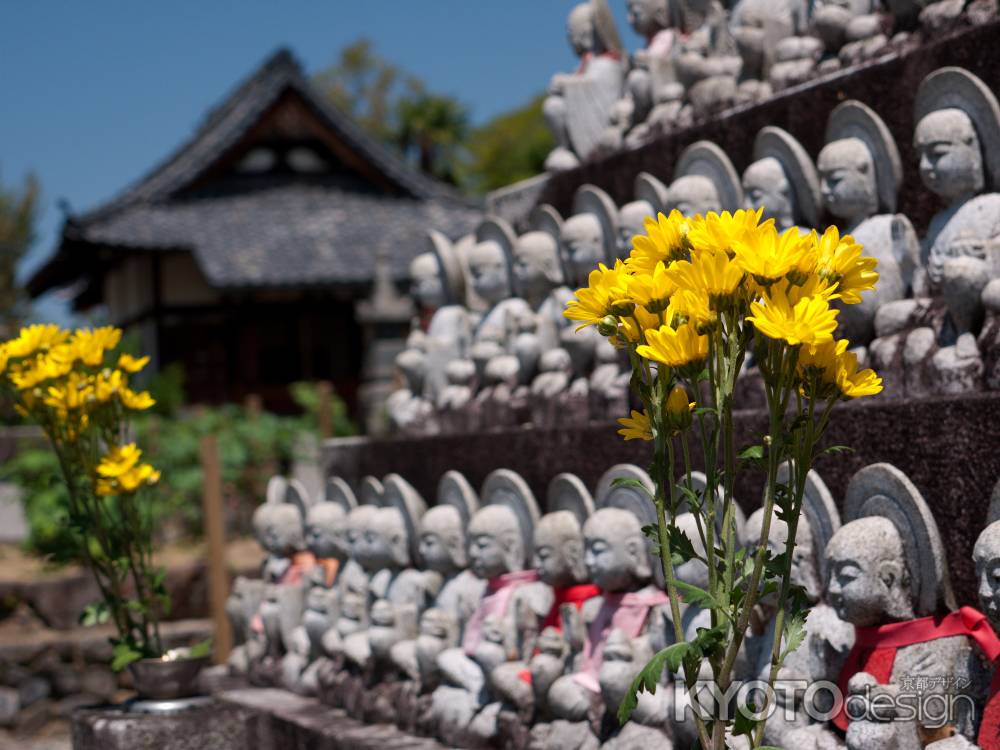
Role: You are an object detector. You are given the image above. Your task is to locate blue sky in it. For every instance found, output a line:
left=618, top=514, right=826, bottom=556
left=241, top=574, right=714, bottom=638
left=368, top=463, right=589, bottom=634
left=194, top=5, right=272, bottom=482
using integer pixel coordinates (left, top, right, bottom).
left=1, top=1, right=642, bottom=321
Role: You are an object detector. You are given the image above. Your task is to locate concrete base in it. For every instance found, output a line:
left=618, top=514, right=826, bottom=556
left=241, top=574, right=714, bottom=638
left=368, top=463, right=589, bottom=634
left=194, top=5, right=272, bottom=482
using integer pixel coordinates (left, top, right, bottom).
left=71, top=688, right=449, bottom=750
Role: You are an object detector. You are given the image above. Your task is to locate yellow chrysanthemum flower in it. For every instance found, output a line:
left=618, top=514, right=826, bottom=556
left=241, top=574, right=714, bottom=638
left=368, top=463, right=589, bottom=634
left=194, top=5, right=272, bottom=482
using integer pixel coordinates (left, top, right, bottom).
left=835, top=350, right=882, bottom=399
left=734, top=223, right=815, bottom=284
left=564, top=260, right=631, bottom=331
left=96, top=462, right=161, bottom=496
left=72, top=327, right=122, bottom=367
left=686, top=208, right=769, bottom=257
left=665, top=247, right=744, bottom=304
left=94, top=369, right=124, bottom=402
left=747, top=286, right=839, bottom=348
left=798, top=339, right=882, bottom=399
left=97, top=444, right=143, bottom=479
left=814, top=226, right=879, bottom=305
left=628, top=261, right=677, bottom=314
left=636, top=322, right=709, bottom=368
left=620, top=306, right=662, bottom=344
left=120, top=387, right=155, bottom=411
left=8, top=352, right=74, bottom=390
left=628, top=210, right=689, bottom=275
left=665, top=289, right=715, bottom=332
left=618, top=410, right=653, bottom=441
left=117, top=353, right=150, bottom=374
left=0, top=344, right=8, bottom=375
left=44, top=371, right=94, bottom=414
left=4, top=324, right=70, bottom=359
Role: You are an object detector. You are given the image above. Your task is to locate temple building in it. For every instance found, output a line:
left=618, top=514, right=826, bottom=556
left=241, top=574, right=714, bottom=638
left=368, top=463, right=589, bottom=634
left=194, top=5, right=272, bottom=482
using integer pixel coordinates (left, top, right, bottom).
left=27, top=49, right=480, bottom=413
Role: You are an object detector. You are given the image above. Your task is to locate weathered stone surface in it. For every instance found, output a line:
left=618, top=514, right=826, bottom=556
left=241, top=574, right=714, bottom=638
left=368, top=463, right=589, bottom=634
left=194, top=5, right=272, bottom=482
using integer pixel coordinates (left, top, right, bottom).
left=0, top=687, right=19, bottom=727
left=217, top=687, right=449, bottom=749
left=71, top=700, right=252, bottom=750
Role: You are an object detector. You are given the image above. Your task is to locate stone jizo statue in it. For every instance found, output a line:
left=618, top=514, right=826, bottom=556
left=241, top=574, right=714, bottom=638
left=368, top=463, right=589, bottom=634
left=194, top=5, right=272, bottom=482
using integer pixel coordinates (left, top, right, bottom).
left=543, top=0, right=625, bottom=171
left=742, top=126, right=821, bottom=233
left=667, top=140, right=744, bottom=216
left=818, top=100, right=919, bottom=345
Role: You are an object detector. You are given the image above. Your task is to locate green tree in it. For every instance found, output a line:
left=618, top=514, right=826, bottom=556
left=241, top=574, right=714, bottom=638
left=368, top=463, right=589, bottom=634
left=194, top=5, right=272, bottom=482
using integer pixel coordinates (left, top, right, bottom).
left=315, top=39, right=470, bottom=185
left=397, top=92, right=470, bottom=183
left=0, top=170, right=40, bottom=337
left=459, top=94, right=554, bottom=193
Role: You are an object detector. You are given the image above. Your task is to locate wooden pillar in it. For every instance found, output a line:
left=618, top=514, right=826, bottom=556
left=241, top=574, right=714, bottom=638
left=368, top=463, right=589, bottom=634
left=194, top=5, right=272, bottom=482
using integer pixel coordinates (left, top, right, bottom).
left=199, top=434, right=231, bottom=663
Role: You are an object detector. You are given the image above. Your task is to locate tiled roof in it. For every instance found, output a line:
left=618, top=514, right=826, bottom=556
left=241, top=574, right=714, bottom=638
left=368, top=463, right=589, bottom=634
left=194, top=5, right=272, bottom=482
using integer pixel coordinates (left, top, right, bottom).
left=29, top=48, right=481, bottom=296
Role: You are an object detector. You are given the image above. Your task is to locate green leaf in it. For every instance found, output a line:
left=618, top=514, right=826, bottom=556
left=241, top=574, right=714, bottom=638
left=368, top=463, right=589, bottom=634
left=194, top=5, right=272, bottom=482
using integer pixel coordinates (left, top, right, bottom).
left=110, top=643, right=143, bottom=672
left=733, top=700, right=758, bottom=736
left=673, top=580, right=719, bottom=610
left=821, top=444, right=854, bottom=455
left=668, top=523, right=699, bottom=564
left=611, top=477, right=653, bottom=498
left=80, top=603, right=109, bottom=627
left=187, top=639, right=213, bottom=659
left=780, top=612, right=808, bottom=664
left=617, top=642, right=692, bottom=725
left=738, top=444, right=764, bottom=460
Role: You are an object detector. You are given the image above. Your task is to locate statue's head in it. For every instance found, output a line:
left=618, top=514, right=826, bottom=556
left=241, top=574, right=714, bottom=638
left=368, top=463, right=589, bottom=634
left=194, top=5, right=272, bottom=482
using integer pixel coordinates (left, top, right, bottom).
left=355, top=507, right=411, bottom=572
left=627, top=0, right=671, bottom=36
left=825, top=517, right=915, bottom=627
left=395, top=348, right=426, bottom=395
left=346, top=505, right=377, bottom=560
left=409, top=252, right=446, bottom=311
left=303, top=580, right=337, bottom=648
left=618, top=200, right=654, bottom=259
left=252, top=502, right=304, bottom=556
left=534, top=511, right=588, bottom=588
left=513, top=231, right=564, bottom=302
left=812, top=0, right=873, bottom=51
left=914, top=108, right=984, bottom=203
left=468, top=239, right=511, bottom=306
left=468, top=504, right=525, bottom=579
left=974, top=521, right=1000, bottom=631
left=817, top=137, right=879, bottom=225
left=742, top=157, right=794, bottom=231
left=561, top=213, right=607, bottom=287
left=419, top=505, right=468, bottom=575
left=745, top=509, right=821, bottom=605
left=567, top=3, right=597, bottom=56
left=667, top=175, right=722, bottom=216
left=583, top=508, right=652, bottom=591
left=305, top=502, right=350, bottom=561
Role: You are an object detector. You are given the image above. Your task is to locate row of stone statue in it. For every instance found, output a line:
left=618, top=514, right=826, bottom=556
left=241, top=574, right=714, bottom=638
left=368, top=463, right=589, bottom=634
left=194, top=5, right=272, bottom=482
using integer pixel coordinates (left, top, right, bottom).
left=220, top=460, right=1000, bottom=749
left=544, top=0, right=990, bottom=171
left=387, top=63, right=1000, bottom=434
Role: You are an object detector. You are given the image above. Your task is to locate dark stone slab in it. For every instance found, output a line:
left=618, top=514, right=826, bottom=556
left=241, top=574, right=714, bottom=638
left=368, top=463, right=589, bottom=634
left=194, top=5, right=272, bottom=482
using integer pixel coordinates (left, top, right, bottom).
left=537, top=19, right=1000, bottom=239
left=217, top=687, right=449, bottom=749
left=71, top=699, right=253, bottom=750
left=323, top=391, right=1000, bottom=609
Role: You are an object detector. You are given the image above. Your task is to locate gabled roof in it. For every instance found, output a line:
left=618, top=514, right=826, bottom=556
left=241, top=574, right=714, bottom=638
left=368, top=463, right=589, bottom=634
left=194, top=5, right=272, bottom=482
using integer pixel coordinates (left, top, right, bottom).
left=29, top=48, right=481, bottom=298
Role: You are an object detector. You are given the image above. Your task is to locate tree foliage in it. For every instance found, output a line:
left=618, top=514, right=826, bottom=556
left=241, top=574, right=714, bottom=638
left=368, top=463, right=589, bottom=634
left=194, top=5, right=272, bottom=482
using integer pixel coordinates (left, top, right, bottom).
left=0, top=170, right=40, bottom=337
left=315, top=38, right=549, bottom=192
left=458, top=94, right=554, bottom=194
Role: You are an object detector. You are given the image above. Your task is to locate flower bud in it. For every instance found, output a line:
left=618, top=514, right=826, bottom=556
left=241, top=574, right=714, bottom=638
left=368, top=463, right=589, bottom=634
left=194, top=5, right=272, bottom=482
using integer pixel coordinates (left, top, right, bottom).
left=597, top=315, right=619, bottom=337
left=665, top=384, right=693, bottom=434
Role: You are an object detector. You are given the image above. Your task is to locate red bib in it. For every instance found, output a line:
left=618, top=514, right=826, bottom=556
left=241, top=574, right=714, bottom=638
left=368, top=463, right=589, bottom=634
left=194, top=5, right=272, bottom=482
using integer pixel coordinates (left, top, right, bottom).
left=834, top=607, right=1000, bottom=731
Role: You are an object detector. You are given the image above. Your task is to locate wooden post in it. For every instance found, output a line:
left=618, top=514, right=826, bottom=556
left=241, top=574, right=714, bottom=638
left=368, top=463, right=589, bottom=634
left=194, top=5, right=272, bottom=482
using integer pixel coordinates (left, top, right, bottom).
left=244, top=393, right=263, bottom=418
left=317, top=381, right=333, bottom=439
left=199, top=434, right=231, bottom=664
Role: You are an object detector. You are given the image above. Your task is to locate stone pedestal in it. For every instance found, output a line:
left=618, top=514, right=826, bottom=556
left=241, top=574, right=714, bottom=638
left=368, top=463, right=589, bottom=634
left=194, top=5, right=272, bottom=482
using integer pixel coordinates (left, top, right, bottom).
left=71, top=689, right=451, bottom=750
left=71, top=699, right=252, bottom=750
